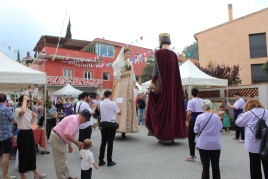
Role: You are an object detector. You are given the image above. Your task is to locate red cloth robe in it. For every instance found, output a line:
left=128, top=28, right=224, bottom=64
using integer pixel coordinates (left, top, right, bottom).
left=145, top=49, right=187, bottom=141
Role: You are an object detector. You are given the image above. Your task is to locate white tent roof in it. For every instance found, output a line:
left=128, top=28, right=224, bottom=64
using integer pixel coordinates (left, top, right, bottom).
left=180, top=60, right=228, bottom=86
left=142, top=60, right=228, bottom=87
left=52, top=84, right=83, bottom=96
left=136, top=82, right=147, bottom=93
left=142, top=80, right=151, bottom=89
left=0, top=50, right=47, bottom=91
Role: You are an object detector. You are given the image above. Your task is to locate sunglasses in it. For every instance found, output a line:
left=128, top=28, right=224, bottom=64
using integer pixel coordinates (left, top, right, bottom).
left=27, top=100, right=32, bottom=103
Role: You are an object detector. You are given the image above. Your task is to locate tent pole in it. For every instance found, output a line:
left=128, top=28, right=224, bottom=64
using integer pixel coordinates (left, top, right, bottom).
left=188, top=84, right=190, bottom=101
left=226, top=85, right=229, bottom=109
left=42, top=85, right=49, bottom=154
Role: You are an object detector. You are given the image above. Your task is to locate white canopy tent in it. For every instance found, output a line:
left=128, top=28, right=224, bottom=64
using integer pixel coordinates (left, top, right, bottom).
left=52, top=84, right=83, bottom=96
left=0, top=50, right=47, bottom=92
left=142, top=80, right=151, bottom=89
left=136, top=82, right=147, bottom=93
left=180, top=60, right=228, bottom=86
left=142, top=60, right=228, bottom=102
left=0, top=50, right=49, bottom=154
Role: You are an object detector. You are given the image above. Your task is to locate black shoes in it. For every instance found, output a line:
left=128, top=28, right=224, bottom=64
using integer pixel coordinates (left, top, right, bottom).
left=99, top=160, right=116, bottom=167
left=107, top=161, right=116, bottom=167
left=99, top=160, right=106, bottom=166
left=122, top=133, right=127, bottom=138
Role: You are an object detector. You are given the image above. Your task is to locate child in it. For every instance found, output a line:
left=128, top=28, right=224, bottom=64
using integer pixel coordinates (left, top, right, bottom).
left=223, top=109, right=231, bottom=133
left=58, top=108, right=65, bottom=122
left=79, top=139, right=98, bottom=179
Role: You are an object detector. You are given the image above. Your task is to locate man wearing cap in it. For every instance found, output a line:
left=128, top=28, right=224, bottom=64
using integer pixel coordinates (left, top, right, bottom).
left=145, top=33, right=187, bottom=143
left=50, top=109, right=92, bottom=179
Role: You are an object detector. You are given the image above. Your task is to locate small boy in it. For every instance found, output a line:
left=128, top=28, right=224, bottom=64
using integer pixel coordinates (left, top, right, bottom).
left=58, top=108, right=65, bottom=122
left=79, top=139, right=98, bottom=179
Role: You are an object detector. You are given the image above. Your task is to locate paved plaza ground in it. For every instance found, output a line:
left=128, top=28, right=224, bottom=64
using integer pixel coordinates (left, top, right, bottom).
left=4, top=126, right=254, bottom=179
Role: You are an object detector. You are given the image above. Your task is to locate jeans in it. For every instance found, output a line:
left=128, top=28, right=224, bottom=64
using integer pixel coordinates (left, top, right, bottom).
left=249, top=152, right=268, bottom=179
left=99, top=128, right=116, bottom=162
left=138, top=108, right=145, bottom=124
left=199, top=149, right=221, bottom=179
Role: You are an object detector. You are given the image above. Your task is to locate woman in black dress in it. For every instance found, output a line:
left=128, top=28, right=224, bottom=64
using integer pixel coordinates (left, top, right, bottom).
left=14, top=95, right=46, bottom=179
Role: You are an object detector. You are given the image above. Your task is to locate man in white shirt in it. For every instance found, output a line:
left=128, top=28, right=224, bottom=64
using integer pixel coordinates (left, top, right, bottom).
left=76, top=92, right=97, bottom=141
left=99, top=90, right=121, bottom=167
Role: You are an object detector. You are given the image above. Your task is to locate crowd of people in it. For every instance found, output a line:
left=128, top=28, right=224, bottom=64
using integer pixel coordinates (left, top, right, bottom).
left=0, top=33, right=268, bottom=179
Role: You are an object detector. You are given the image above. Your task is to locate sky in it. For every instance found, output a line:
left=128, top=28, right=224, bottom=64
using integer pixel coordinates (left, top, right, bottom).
left=0, top=0, right=267, bottom=60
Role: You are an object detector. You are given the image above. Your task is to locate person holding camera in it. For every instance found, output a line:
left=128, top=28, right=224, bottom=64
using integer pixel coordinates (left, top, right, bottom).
left=99, top=90, right=121, bottom=167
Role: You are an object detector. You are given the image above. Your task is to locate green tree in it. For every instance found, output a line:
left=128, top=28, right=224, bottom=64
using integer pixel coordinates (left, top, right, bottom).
left=17, top=50, right=20, bottom=62
left=196, top=63, right=242, bottom=86
left=140, top=61, right=154, bottom=83
left=183, top=42, right=199, bottom=60
left=65, top=18, right=72, bottom=39
left=262, top=61, right=268, bottom=75
left=45, top=90, right=51, bottom=111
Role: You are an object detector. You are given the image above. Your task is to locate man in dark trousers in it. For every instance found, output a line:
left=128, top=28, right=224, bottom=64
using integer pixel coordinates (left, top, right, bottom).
left=99, top=90, right=121, bottom=167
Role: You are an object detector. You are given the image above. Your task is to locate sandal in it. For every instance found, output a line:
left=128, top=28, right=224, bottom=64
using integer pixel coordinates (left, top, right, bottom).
left=185, top=157, right=195, bottom=162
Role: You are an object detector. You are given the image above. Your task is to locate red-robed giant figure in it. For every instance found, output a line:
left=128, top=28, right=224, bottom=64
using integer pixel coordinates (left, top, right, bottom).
left=145, top=33, right=187, bottom=142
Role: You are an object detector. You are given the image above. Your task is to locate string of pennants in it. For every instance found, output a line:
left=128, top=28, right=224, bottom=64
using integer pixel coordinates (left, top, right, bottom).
left=59, top=55, right=155, bottom=68
left=1, top=34, right=191, bottom=63
left=37, top=46, right=155, bottom=68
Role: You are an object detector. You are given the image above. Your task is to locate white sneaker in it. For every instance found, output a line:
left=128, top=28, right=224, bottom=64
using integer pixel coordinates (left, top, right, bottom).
left=47, top=139, right=50, bottom=143
left=238, top=140, right=244, bottom=143
left=34, top=173, right=46, bottom=179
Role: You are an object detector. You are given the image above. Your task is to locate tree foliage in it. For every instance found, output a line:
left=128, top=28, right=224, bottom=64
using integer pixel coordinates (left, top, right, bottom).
left=183, top=42, right=199, bottom=60
left=196, top=62, right=242, bottom=86
left=140, top=62, right=154, bottom=83
left=65, top=18, right=72, bottom=39
left=262, top=61, right=268, bottom=75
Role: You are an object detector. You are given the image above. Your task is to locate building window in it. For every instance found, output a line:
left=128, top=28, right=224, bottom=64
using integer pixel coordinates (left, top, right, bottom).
left=95, top=43, right=114, bottom=57
left=251, top=64, right=268, bottom=83
left=103, top=72, right=110, bottom=81
left=63, top=69, right=72, bottom=77
left=249, top=33, right=267, bottom=58
left=84, top=71, right=92, bottom=79
left=135, top=76, right=140, bottom=82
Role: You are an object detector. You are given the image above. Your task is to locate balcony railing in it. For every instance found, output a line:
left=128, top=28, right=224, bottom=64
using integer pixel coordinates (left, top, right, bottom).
left=47, top=76, right=103, bottom=87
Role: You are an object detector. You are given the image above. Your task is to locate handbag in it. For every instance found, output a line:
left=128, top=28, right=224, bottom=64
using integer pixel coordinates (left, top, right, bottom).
left=259, top=128, right=268, bottom=161
left=198, top=114, right=213, bottom=137
left=99, top=103, right=119, bottom=130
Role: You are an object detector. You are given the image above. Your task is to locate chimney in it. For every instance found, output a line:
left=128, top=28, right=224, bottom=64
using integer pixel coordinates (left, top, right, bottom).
left=228, top=4, right=233, bottom=21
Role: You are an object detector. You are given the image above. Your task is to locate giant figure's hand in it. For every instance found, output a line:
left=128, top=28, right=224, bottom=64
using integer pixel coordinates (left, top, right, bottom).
left=185, top=121, right=189, bottom=128
left=149, top=83, right=155, bottom=91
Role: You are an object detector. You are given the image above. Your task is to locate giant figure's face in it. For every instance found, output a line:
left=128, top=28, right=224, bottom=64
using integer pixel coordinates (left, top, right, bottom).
left=124, top=51, right=130, bottom=60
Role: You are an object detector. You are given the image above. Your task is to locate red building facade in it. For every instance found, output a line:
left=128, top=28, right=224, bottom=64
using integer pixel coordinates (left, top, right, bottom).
left=32, top=36, right=154, bottom=96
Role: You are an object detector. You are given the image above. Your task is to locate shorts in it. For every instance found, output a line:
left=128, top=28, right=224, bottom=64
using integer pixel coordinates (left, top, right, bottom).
left=0, top=137, right=13, bottom=154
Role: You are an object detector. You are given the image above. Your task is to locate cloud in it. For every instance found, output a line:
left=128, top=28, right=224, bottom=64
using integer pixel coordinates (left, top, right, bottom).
left=0, top=0, right=267, bottom=60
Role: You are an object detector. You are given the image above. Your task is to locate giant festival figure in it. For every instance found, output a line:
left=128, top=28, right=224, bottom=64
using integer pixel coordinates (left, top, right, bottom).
left=112, top=48, right=139, bottom=138
left=145, top=33, right=187, bottom=143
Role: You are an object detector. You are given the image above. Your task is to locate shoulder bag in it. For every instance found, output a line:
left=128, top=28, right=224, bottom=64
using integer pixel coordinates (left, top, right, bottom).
left=99, top=103, right=119, bottom=129
left=198, top=114, right=213, bottom=137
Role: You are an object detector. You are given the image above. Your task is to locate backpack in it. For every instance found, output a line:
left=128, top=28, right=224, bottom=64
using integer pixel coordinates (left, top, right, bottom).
left=251, top=110, right=267, bottom=139
left=259, top=128, right=268, bottom=161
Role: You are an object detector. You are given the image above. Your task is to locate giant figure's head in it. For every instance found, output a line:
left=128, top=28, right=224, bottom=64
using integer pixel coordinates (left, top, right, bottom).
left=159, top=33, right=171, bottom=49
